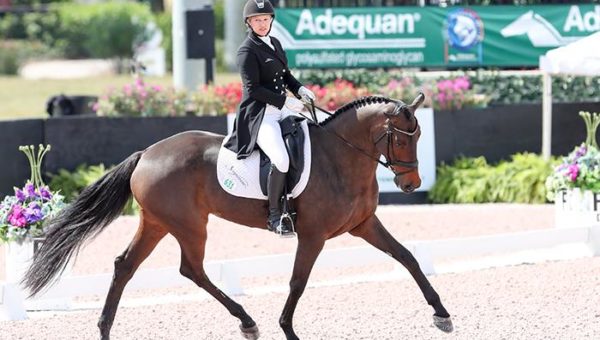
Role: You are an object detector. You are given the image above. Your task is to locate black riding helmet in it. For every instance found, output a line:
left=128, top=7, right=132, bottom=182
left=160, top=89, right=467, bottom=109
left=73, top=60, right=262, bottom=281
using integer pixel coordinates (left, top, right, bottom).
left=243, top=0, right=275, bottom=22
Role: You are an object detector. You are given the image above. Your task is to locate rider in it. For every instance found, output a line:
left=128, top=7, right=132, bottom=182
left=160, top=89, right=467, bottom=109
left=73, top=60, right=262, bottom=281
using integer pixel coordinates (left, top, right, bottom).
left=224, top=0, right=316, bottom=237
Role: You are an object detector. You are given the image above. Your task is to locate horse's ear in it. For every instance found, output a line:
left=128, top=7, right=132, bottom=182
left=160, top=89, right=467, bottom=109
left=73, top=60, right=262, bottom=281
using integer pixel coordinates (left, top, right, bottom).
left=408, top=92, right=425, bottom=113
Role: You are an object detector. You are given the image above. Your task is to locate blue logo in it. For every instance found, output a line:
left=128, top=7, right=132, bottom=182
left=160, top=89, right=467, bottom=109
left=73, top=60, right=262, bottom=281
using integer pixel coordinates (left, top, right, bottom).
left=446, top=9, right=484, bottom=51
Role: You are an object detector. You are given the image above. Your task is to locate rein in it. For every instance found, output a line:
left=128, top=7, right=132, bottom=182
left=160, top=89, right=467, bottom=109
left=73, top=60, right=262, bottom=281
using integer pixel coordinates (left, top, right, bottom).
left=299, top=100, right=419, bottom=174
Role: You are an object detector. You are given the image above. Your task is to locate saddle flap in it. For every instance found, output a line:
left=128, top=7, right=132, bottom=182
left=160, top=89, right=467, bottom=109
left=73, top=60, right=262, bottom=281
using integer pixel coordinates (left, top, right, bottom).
left=259, top=116, right=306, bottom=196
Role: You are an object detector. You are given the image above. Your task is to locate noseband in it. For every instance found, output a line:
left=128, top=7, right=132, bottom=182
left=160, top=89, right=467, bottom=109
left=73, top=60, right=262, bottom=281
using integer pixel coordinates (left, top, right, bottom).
left=373, top=116, right=420, bottom=176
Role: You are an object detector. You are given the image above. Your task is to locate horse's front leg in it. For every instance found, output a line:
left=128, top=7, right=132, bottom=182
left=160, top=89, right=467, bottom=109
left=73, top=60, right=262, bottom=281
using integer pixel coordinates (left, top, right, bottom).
left=350, top=215, right=453, bottom=333
left=279, top=237, right=325, bottom=340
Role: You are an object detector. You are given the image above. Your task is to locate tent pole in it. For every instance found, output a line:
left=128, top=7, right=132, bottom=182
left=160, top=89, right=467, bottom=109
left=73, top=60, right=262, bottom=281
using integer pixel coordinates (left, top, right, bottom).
left=542, top=72, right=552, bottom=160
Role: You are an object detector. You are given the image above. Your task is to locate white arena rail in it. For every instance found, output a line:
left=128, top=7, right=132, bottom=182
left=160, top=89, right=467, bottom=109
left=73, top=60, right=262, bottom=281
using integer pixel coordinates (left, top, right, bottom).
left=2, top=225, right=599, bottom=321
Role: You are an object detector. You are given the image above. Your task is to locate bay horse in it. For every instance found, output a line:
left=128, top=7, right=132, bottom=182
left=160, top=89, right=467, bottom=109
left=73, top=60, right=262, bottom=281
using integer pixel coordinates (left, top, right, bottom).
left=23, top=93, right=453, bottom=340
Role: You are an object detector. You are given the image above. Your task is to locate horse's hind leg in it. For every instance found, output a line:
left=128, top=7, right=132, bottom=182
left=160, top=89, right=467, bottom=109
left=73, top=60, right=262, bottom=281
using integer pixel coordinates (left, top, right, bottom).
left=177, top=215, right=259, bottom=340
left=98, top=216, right=167, bottom=340
left=350, top=215, right=453, bottom=333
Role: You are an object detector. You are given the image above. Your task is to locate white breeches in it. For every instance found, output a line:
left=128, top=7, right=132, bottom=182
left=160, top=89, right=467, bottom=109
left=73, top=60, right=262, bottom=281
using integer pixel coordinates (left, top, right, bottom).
left=256, top=104, right=299, bottom=173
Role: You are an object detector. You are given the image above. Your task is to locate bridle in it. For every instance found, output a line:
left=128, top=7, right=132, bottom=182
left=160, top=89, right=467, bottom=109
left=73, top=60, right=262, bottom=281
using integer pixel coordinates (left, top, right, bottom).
left=305, top=101, right=420, bottom=176
left=373, top=113, right=420, bottom=176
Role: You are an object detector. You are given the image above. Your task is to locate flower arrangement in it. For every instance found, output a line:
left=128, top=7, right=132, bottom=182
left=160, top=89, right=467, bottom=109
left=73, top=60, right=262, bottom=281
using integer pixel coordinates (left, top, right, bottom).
left=0, top=145, right=65, bottom=243
left=192, top=82, right=243, bottom=116
left=546, top=111, right=600, bottom=200
left=94, top=76, right=188, bottom=117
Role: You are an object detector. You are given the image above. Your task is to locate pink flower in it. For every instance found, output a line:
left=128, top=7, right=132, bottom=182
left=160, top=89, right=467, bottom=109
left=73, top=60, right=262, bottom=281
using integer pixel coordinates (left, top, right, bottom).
left=453, top=77, right=470, bottom=91
left=123, top=84, right=132, bottom=96
left=567, top=164, right=579, bottom=182
left=437, top=80, right=452, bottom=91
left=8, top=205, right=27, bottom=227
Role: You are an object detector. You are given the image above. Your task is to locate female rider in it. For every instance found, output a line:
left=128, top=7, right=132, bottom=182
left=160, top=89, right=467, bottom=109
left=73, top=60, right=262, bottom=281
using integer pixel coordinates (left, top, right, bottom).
left=224, top=0, right=315, bottom=237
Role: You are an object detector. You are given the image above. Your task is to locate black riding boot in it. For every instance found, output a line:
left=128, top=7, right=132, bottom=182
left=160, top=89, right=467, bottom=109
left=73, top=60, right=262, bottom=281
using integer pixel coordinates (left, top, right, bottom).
left=267, top=166, right=295, bottom=237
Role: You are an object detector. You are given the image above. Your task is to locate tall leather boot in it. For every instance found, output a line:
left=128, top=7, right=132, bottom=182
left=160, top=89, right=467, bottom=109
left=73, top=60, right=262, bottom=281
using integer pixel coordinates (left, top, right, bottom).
left=267, top=166, right=295, bottom=237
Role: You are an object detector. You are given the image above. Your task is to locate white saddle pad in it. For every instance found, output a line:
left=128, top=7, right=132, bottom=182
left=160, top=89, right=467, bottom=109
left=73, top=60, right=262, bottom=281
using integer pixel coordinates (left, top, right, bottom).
left=217, top=119, right=311, bottom=200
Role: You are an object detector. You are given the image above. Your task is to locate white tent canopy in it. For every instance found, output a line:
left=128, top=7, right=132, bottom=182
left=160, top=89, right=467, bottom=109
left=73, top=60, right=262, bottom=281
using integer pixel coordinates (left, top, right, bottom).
left=538, top=31, right=600, bottom=159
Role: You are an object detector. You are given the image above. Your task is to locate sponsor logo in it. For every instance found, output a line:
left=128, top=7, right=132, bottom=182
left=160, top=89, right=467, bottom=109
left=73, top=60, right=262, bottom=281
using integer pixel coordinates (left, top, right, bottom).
left=446, top=8, right=484, bottom=51
left=501, top=6, right=599, bottom=47
left=295, top=9, right=421, bottom=39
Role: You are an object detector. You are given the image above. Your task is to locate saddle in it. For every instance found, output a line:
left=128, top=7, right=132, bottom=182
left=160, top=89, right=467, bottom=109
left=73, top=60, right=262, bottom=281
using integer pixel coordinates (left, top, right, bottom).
left=216, top=115, right=311, bottom=201
left=259, top=115, right=306, bottom=195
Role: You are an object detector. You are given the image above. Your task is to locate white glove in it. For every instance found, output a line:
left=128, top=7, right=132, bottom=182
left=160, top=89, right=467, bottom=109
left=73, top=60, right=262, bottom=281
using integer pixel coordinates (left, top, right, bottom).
left=298, top=86, right=316, bottom=102
left=284, top=96, right=304, bottom=112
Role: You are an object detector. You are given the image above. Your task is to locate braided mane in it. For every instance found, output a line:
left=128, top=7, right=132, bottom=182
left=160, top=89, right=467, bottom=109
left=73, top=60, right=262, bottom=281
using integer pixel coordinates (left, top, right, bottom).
left=320, top=96, right=395, bottom=126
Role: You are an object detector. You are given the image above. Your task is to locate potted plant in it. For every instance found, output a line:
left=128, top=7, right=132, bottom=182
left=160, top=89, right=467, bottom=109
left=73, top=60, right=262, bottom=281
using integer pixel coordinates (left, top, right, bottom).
left=546, top=111, right=600, bottom=228
left=1, top=145, right=66, bottom=283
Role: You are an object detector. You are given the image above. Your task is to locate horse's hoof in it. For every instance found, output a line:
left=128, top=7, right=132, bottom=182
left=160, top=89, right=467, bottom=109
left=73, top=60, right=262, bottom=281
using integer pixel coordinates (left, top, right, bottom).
left=433, top=315, right=453, bottom=333
left=240, top=324, right=260, bottom=340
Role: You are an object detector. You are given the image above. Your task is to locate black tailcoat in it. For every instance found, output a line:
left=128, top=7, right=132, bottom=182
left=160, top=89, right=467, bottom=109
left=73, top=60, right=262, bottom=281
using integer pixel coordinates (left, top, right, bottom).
left=224, top=32, right=303, bottom=159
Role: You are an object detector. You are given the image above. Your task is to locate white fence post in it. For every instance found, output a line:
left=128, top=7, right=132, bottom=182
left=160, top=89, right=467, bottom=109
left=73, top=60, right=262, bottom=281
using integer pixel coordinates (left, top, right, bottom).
left=412, top=242, right=436, bottom=275
left=0, top=283, right=27, bottom=321
left=589, top=225, right=600, bottom=256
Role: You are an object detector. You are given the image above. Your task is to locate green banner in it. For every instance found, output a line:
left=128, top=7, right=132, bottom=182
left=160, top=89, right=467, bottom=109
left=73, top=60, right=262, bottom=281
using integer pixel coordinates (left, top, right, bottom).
left=272, top=5, right=600, bottom=68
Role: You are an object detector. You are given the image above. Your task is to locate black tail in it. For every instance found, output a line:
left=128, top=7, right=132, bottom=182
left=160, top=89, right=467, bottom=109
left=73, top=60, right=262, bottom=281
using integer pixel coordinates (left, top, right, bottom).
left=22, top=151, right=143, bottom=296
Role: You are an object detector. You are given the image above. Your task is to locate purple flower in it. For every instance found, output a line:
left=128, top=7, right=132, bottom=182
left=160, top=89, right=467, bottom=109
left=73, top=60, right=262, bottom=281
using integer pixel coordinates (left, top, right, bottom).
left=39, top=186, right=53, bottom=201
left=575, top=145, right=587, bottom=158
left=8, top=205, right=27, bottom=227
left=24, top=202, right=44, bottom=224
left=24, top=182, right=37, bottom=198
left=567, top=164, right=579, bottom=182
left=14, top=187, right=26, bottom=202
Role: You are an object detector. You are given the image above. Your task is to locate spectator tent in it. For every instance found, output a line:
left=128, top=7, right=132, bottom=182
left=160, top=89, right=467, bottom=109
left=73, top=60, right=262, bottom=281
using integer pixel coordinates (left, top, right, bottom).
left=539, top=31, right=600, bottom=159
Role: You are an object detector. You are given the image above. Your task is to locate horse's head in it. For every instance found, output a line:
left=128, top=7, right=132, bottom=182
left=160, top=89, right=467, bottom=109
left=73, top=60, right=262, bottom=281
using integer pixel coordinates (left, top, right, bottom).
left=375, top=93, right=424, bottom=193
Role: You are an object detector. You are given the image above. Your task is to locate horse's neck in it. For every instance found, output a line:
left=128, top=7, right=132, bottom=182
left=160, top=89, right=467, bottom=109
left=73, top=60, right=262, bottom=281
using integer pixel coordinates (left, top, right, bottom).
left=321, top=106, right=384, bottom=171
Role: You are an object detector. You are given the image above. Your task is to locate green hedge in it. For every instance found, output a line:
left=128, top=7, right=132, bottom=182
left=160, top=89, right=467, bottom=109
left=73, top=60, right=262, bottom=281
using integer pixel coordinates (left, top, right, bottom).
left=2, top=2, right=154, bottom=59
left=296, top=69, right=600, bottom=106
left=428, top=153, right=557, bottom=204
left=0, top=39, right=58, bottom=75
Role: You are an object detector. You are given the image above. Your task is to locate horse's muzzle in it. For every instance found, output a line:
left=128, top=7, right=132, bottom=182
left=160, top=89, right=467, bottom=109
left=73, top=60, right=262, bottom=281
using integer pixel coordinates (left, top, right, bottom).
left=394, top=172, right=421, bottom=193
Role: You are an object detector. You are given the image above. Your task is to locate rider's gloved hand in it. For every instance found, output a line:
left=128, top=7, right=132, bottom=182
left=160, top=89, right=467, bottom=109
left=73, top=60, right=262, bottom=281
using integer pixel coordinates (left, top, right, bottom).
left=298, top=86, right=316, bottom=102
left=284, top=96, right=304, bottom=112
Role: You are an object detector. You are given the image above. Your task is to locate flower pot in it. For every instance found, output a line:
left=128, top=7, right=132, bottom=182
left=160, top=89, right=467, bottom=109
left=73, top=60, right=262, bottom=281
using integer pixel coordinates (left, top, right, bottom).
left=4, top=238, right=73, bottom=311
left=4, top=238, right=42, bottom=283
left=554, top=189, right=600, bottom=228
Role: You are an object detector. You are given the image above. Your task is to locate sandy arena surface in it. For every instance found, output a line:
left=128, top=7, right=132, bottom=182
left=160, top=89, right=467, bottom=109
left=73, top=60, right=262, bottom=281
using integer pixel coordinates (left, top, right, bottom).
left=2, top=203, right=599, bottom=339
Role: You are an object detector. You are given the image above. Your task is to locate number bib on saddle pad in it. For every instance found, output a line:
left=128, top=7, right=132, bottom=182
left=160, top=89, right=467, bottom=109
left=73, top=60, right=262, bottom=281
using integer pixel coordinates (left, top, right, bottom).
left=217, top=116, right=312, bottom=200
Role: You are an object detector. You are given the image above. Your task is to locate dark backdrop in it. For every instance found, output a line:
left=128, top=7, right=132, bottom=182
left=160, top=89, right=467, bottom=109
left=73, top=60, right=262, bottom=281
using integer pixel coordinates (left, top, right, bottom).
left=1, top=102, right=599, bottom=203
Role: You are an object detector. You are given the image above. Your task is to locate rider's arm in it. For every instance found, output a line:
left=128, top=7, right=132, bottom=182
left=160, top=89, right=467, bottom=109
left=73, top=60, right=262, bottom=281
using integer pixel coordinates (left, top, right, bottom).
left=237, top=46, right=287, bottom=109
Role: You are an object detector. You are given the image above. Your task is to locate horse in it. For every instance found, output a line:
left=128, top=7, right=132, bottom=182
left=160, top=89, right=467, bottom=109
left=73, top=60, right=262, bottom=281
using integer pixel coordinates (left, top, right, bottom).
left=23, top=93, right=453, bottom=340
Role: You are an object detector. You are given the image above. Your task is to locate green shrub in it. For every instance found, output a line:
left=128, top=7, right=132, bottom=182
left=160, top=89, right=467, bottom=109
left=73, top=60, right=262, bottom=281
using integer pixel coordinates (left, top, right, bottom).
left=0, top=13, right=28, bottom=39
left=21, top=2, right=153, bottom=59
left=429, top=153, right=557, bottom=204
left=155, top=11, right=172, bottom=71
left=48, top=163, right=138, bottom=215
left=0, top=39, right=57, bottom=75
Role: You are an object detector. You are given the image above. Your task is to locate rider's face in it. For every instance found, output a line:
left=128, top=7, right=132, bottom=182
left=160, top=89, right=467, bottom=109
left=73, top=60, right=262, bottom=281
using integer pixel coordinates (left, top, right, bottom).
left=247, top=15, right=273, bottom=37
